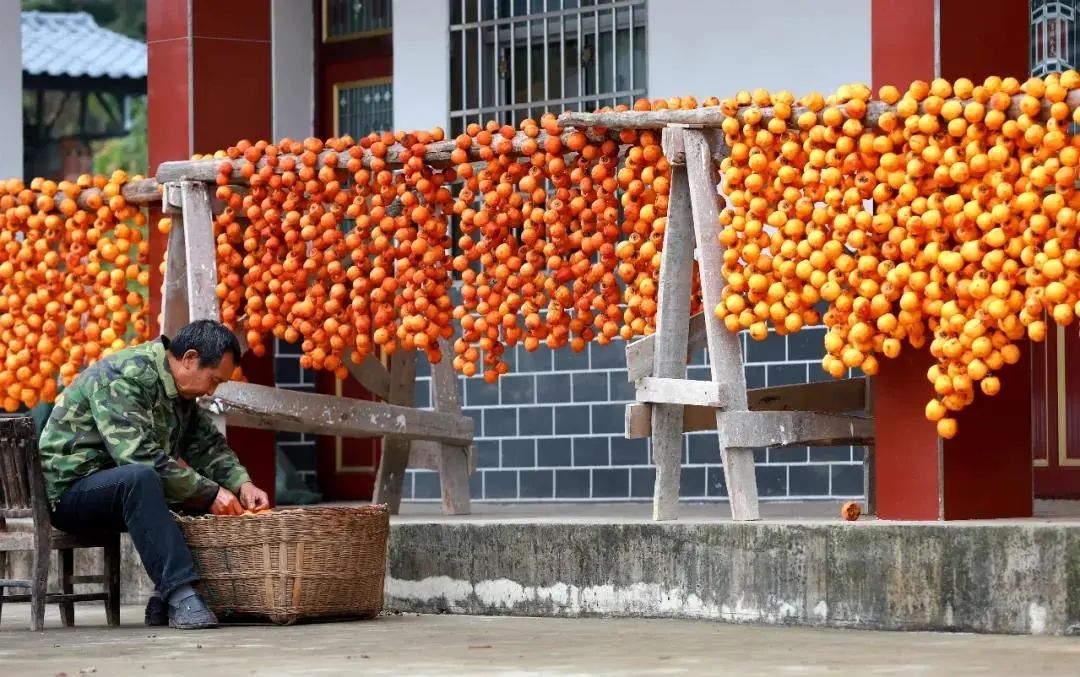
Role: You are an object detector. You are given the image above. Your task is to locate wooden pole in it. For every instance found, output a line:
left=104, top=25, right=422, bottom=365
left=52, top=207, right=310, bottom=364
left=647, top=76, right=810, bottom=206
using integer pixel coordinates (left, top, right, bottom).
left=373, top=349, right=419, bottom=513
left=174, top=181, right=226, bottom=435
left=681, top=127, right=760, bottom=521
left=432, top=337, right=471, bottom=515
left=647, top=127, right=697, bottom=521
left=160, top=209, right=189, bottom=337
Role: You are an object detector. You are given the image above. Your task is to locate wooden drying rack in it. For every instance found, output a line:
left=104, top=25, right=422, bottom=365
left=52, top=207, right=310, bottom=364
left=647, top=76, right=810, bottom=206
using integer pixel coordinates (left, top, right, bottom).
left=110, top=177, right=475, bottom=516
left=556, top=110, right=876, bottom=521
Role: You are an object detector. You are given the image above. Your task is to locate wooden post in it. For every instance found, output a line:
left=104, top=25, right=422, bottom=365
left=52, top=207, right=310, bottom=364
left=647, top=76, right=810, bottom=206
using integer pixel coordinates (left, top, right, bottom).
left=373, top=350, right=418, bottom=513
left=432, top=338, right=471, bottom=515
left=648, top=128, right=697, bottom=521
left=178, top=182, right=220, bottom=323
left=682, top=127, right=760, bottom=521
left=175, top=181, right=227, bottom=435
left=160, top=214, right=189, bottom=337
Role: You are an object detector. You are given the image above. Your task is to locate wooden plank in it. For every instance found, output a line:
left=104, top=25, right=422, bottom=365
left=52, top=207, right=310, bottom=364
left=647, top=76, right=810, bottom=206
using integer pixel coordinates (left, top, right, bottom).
left=160, top=215, right=189, bottom=337
left=373, top=350, right=419, bottom=513
left=683, top=128, right=759, bottom=521
left=431, top=338, right=471, bottom=515
left=625, top=312, right=707, bottom=382
left=715, top=411, right=875, bottom=448
left=626, top=399, right=879, bottom=441
left=636, top=377, right=728, bottom=408
left=200, top=379, right=473, bottom=445
left=647, top=127, right=697, bottom=522
left=2, top=592, right=110, bottom=604
left=154, top=130, right=608, bottom=182
left=747, top=378, right=869, bottom=413
left=0, top=579, right=32, bottom=587
left=345, top=351, right=391, bottom=401
left=0, top=532, right=35, bottom=552
left=625, top=402, right=713, bottom=439
left=178, top=182, right=220, bottom=323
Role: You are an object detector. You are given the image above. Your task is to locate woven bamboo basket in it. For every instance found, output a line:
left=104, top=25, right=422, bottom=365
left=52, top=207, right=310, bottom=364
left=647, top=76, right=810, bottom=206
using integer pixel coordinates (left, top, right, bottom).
left=176, top=504, right=389, bottom=625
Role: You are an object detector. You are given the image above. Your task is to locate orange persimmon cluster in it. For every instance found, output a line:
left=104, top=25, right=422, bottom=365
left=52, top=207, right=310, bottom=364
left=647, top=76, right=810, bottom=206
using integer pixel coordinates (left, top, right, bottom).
left=715, top=73, right=1080, bottom=438
left=0, top=172, right=150, bottom=411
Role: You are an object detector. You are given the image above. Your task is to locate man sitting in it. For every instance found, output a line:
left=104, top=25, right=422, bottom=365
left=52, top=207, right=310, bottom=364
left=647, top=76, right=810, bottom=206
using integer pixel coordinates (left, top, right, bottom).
left=39, top=319, right=270, bottom=630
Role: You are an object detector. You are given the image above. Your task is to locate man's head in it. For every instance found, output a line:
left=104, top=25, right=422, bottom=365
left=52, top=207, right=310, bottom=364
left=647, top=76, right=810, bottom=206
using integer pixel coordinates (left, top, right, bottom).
left=166, top=320, right=242, bottom=399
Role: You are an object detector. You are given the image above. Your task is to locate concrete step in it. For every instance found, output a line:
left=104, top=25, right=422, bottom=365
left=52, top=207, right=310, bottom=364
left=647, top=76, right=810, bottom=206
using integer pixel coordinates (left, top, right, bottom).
left=5, top=503, right=1080, bottom=635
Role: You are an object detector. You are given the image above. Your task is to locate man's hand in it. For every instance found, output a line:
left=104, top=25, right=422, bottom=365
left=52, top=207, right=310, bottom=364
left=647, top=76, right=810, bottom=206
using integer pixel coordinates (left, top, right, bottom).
left=210, top=486, right=244, bottom=516
left=238, top=482, right=270, bottom=511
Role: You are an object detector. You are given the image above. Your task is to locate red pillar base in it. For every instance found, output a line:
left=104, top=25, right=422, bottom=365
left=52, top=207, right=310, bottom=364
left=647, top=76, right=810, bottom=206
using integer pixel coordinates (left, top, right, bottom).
left=874, top=346, right=1033, bottom=520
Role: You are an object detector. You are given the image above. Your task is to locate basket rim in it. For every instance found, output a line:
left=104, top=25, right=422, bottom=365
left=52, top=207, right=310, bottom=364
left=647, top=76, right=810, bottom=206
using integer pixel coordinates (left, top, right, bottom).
left=174, top=503, right=389, bottom=523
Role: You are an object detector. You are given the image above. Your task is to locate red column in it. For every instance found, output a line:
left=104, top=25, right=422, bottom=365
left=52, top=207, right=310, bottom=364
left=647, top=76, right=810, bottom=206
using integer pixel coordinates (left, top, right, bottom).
left=870, top=0, right=1033, bottom=519
left=148, top=0, right=278, bottom=503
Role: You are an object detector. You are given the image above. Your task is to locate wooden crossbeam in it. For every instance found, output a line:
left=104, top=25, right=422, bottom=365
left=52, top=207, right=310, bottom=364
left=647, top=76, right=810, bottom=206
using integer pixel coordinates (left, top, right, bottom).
left=749, top=377, right=870, bottom=413
left=558, top=88, right=1080, bottom=131
left=626, top=312, right=707, bottom=382
left=635, top=376, right=728, bottom=408
left=154, top=130, right=609, bottom=183
left=201, top=381, right=473, bottom=446
left=625, top=386, right=875, bottom=442
left=718, top=411, right=874, bottom=448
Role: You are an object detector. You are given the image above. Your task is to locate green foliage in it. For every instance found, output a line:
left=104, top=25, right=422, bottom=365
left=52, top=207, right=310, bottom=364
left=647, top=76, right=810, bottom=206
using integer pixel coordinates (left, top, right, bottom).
left=92, top=96, right=147, bottom=175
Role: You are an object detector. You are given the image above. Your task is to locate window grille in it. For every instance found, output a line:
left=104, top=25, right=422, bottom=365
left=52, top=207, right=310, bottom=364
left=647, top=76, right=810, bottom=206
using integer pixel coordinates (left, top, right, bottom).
left=334, top=78, right=394, bottom=139
left=1032, top=0, right=1078, bottom=76
left=324, top=0, right=393, bottom=41
left=448, top=0, right=647, bottom=135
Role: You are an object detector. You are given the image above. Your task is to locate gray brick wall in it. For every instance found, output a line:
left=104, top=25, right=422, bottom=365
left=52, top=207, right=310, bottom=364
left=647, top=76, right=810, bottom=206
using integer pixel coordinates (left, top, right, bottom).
left=270, top=322, right=865, bottom=503
left=402, top=330, right=867, bottom=503
left=274, top=338, right=319, bottom=491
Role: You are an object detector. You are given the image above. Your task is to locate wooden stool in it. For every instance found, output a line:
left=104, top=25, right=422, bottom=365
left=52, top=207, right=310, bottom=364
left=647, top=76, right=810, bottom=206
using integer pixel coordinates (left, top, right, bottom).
left=0, top=415, right=120, bottom=631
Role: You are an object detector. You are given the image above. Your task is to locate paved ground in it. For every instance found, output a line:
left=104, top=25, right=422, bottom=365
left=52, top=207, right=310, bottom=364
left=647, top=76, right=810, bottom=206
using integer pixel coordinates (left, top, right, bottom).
left=2, top=605, right=1080, bottom=676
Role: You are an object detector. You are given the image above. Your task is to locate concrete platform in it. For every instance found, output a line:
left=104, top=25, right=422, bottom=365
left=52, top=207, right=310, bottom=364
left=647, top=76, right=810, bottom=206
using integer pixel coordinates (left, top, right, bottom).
left=6, top=501, right=1080, bottom=636
left=3, top=604, right=1080, bottom=676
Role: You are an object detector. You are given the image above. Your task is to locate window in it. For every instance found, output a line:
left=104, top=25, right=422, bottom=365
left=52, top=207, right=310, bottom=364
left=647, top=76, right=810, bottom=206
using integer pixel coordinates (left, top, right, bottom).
left=334, top=78, right=394, bottom=138
left=1031, top=1, right=1078, bottom=76
left=448, top=0, right=647, bottom=135
left=323, top=0, right=393, bottom=41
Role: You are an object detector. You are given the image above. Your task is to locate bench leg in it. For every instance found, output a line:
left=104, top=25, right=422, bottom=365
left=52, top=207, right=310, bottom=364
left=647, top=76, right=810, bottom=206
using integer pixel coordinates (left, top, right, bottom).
left=0, top=551, right=6, bottom=624
left=30, top=538, right=50, bottom=631
left=59, top=548, right=74, bottom=627
left=103, top=538, right=121, bottom=626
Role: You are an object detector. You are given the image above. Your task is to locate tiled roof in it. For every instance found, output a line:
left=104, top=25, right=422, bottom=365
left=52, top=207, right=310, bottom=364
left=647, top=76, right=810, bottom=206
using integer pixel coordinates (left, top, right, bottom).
left=22, top=11, right=146, bottom=81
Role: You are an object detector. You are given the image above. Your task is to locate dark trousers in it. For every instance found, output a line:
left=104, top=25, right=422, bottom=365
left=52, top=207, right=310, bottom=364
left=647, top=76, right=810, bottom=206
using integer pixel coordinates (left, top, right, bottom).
left=50, top=464, right=199, bottom=600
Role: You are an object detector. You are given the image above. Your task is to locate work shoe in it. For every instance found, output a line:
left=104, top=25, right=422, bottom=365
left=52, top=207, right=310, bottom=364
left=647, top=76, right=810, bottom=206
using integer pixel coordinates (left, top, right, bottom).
left=168, top=594, right=219, bottom=630
left=145, top=595, right=168, bottom=626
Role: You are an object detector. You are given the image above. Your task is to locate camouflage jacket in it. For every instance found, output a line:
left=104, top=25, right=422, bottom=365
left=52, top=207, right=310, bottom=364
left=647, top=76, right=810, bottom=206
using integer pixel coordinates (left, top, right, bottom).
left=39, top=337, right=251, bottom=508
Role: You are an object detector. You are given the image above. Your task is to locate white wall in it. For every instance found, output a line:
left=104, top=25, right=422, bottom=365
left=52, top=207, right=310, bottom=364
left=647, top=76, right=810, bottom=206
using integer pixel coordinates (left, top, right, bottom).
left=647, top=0, right=872, bottom=102
left=392, top=0, right=450, bottom=132
left=271, top=0, right=315, bottom=140
left=0, top=0, right=22, bottom=178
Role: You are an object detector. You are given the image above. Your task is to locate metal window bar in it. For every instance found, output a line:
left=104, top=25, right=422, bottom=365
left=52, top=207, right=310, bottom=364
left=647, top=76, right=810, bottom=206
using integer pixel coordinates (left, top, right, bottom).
left=449, top=0, right=646, bottom=132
